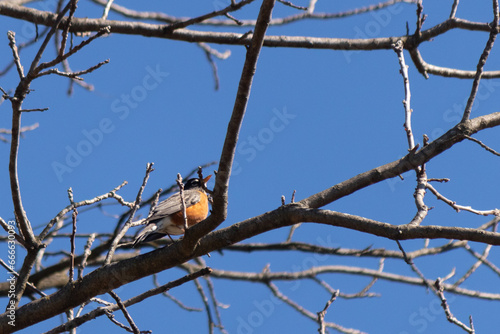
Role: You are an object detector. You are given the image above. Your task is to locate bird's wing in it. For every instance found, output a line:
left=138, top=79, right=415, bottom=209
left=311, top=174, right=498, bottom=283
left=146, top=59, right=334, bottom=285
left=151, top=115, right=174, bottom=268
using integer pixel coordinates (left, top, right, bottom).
left=148, top=189, right=201, bottom=221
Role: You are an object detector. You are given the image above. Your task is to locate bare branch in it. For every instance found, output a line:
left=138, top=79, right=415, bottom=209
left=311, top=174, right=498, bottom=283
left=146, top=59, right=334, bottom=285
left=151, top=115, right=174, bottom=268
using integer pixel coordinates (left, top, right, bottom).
left=453, top=244, right=492, bottom=287
left=461, top=12, right=498, bottom=121
left=450, top=0, right=460, bottom=18
left=0, top=258, right=46, bottom=297
left=35, top=27, right=111, bottom=76
left=67, top=188, right=77, bottom=282
left=277, top=0, right=307, bottom=11
left=59, top=0, right=77, bottom=57
left=108, top=291, right=141, bottom=334
left=176, top=174, right=189, bottom=233
left=408, top=167, right=428, bottom=225
left=317, top=290, right=339, bottom=334
left=27, top=0, right=74, bottom=76
left=186, top=0, right=277, bottom=244
left=40, top=180, right=130, bottom=240
left=42, top=267, right=212, bottom=334
left=185, top=262, right=500, bottom=300
left=464, top=134, right=500, bottom=156
left=300, top=112, right=500, bottom=209
left=104, top=163, right=154, bottom=265
left=267, top=282, right=364, bottom=334
left=226, top=240, right=465, bottom=260
left=78, top=233, right=96, bottom=280
left=163, top=0, right=255, bottom=32
left=1, top=2, right=500, bottom=333
left=91, top=0, right=416, bottom=27
left=435, top=279, right=475, bottom=333
left=101, top=0, right=115, bottom=20
left=426, top=183, right=499, bottom=216
left=0, top=216, right=27, bottom=248
left=152, top=274, right=202, bottom=311
left=192, top=277, right=216, bottom=334
left=409, top=47, right=500, bottom=79
left=6, top=2, right=500, bottom=81
left=414, top=0, right=426, bottom=38
left=392, top=39, right=416, bottom=151
left=462, top=242, right=500, bottom=278
left=7, top=31, right=24, bottom=78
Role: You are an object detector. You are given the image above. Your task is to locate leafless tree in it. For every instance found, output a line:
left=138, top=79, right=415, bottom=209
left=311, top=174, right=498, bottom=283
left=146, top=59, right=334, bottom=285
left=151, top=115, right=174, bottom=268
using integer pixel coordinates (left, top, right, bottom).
left=1, top=0, right=500, bottom=333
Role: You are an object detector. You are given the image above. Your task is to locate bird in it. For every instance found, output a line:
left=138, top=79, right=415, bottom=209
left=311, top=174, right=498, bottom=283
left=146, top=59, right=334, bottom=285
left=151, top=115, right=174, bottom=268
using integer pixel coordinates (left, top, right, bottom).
left=132, top=175, right=212, bottom=247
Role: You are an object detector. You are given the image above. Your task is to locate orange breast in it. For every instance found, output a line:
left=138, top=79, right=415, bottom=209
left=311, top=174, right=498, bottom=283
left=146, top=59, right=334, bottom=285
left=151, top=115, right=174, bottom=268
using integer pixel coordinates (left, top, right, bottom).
left=171, top=192, right=209, bottom=227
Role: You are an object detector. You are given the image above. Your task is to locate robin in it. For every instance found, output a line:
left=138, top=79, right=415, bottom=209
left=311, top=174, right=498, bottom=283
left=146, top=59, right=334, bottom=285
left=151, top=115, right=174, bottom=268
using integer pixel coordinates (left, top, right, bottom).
left=132, top=175, right=212, bottom=247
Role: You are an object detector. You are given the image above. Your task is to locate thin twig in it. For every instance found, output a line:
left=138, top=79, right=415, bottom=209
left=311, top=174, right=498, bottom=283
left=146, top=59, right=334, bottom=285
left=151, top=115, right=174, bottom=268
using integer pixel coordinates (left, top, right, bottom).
left=20, top=107, right=48, bottom=112
left=89, top=0, right=416, bottom=27
left=176, top=174, right=189, bottom=232
left=35, top=27, right=111, bottom=75
left=415, top=0, right=426, bottom=38
left=461, top=5, right=498, bottom=122
left=396, top=240, right=437, bottom=293
left=102, top=0, right=115, bottom=19
left=0, top=258, right=47, bottom=297
left=104, top=163, right=154, bottom=265
left=427, top=178, right=450, bottom=183
left=462, top=243, right=500, bottom=277
left=68, top=188, right=78, bottom=282
left=7, top=31, right=24, bottom=79
left=197, top=42, right=231, bottom=60
left=317, top=290, right=339, bottom=334
left=408, top=167, right=428, bottom=225
left=194, top=258, right=229, bottom=333
left=108, top=291, right=141, bottom=334
left=450, top=0, right=460, bottom=18
left=193, top=277, right=216, bottom=334
left=426, top=183, right=499, bottom=216
left=40, top=181, right=130, bottom=240
left=202, top=47, right=220, bottom=91
left=152, top=274, right=202, bottom=311
left=0, top=26, right=49, bottom=77
left=453, top=244, right=492, bottom=287
left=103, top=309, right=136, bottom=332
left=267, top=282, right=365, bottom=334
left=278, top=0, right=308, bottom=10
left=392, top=39, right=416, bottom=151
left=0, top=216, right=27, bottom=248
left=59, top=0, right=77, bottom=57
left=163, top=0, right=255, bottom=32
left=78, top=233, right=96, bottom=280
left=464, top=134, right=500, bottom=156
left=224, top=12, right=243, bottom=25
left=434, top=279, right=475, bottom=333
left=28, top=0, right=74, bottom=76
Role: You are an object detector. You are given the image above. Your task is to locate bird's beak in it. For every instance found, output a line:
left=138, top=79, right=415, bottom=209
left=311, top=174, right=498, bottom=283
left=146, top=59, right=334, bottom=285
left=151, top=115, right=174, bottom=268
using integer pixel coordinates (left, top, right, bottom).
left=203, top=174, right=212, bottom=185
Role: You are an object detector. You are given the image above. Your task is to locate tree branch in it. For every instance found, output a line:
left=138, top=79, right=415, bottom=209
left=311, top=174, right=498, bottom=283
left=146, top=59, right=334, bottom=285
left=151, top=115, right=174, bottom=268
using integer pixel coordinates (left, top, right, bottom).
left=2, top=1, right=500, bottom=83
left=184, top=0, right=277, bottom=246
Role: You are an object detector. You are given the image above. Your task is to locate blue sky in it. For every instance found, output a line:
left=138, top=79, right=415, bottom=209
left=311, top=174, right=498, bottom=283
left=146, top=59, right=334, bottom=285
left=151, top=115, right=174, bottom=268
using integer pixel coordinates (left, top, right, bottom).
left=1, top=1, right=500, bottom=333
